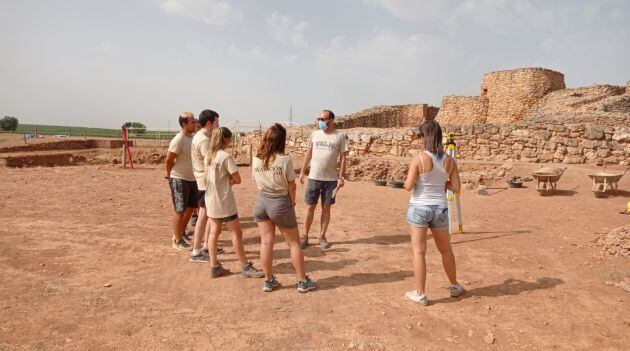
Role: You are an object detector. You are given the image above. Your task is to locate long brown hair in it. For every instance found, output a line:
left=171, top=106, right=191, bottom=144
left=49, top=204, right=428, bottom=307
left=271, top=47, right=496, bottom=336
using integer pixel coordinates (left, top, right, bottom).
left=256, top=123, right=286, bottom=167
left=418, top=120, right=444, bottom=159
left=205, top=127, right=232, bottom=166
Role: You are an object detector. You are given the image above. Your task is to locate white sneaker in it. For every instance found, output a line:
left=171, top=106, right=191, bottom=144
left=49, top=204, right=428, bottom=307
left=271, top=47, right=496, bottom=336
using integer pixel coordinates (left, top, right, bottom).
left=449, top=283, right=465, bottom=297
left=405, top=290, right=429, bottom=306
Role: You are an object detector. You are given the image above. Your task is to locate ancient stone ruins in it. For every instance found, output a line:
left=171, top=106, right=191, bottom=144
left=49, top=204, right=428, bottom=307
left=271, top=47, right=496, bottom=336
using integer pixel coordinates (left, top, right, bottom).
left=240, top=67, right=630, bottom=167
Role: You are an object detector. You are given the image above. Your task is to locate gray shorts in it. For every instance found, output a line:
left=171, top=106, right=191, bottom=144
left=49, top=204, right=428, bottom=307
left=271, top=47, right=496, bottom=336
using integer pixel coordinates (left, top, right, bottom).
left=253, top=194, right=298, bottom=229
left=305, top=179, right=338, bottom=206
left=407, top=204, right=449, bottom=230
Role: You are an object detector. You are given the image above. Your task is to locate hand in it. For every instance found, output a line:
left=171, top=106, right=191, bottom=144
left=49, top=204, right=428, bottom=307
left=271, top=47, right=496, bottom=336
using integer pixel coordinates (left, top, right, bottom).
left=229, top=177, right=235, bottom=186
left=291, top=201, right=296, bottom=207
left=164, top=174, right=170, bottom=180
left=338, top=178, right=345, bottom=188
left=299, top=173, right=305, bottom=185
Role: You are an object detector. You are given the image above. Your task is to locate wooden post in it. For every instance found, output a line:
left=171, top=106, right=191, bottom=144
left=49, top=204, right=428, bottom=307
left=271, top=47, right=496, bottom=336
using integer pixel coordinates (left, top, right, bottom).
left=249, top=144, right=253, bottom=166
left=69, top=129, right=72, bottom=138
left=84, top=128, right=87, bottom=140
left=35, top=128, right=38, bottom=138
left=157, top=131, right=161, bottom=146
left=24, top=133, right=27, bottom=145
left=117, top=131, right=120, bottom=140
left=122, top=144, right=127, bottom=168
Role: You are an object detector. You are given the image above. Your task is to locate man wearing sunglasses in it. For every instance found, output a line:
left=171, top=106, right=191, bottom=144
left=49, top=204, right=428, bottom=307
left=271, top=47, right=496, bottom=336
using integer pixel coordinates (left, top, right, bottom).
left=299, top=109, right=348, bottom=249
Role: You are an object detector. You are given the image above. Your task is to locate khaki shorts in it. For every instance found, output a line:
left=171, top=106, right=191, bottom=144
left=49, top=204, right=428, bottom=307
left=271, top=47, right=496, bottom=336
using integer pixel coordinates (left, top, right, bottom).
left=253, top=193, right=298, bottom=229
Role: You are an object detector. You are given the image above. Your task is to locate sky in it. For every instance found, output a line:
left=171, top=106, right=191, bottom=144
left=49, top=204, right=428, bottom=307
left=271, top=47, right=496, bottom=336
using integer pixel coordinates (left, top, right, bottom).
left=1, top=0, right=629, bottom=130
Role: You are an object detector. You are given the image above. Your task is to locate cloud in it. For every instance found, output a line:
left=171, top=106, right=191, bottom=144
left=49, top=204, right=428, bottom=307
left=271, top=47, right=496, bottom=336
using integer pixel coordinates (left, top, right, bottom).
left=94, top=40, right=119, bottom=56
left=362, top=0, right=628, bottom=32
left=267, top=12, right=309, bottom=47
left=160, top=0, right=241, bottom=25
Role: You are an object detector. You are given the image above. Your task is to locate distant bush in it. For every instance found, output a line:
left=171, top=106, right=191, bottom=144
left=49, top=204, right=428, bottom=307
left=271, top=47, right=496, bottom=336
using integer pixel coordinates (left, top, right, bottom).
left=122, top=122, right=146, bottom=134
left=0, top=116, right=19, bottom=131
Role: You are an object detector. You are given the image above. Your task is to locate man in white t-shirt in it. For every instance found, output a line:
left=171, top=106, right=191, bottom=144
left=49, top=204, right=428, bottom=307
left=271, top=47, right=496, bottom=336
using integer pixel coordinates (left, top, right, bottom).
left=299, top=110, right=348, bottom=249
left=165, top=112, right=198, bottom=251
left=189, top=109, right=220, bottom=263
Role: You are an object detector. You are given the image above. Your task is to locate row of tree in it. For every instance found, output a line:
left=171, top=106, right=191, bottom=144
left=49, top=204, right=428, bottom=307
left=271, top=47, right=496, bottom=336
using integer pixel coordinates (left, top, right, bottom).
left=0, top=117, right=149, bottom=134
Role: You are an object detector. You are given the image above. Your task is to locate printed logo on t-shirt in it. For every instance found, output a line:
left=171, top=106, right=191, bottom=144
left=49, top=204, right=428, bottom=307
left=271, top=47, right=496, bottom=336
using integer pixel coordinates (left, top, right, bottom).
left=209, top=161, right=221, bottom=171
left=253, top=165, right=283, bottom=175
left=313, top=140, right=339, bottom=151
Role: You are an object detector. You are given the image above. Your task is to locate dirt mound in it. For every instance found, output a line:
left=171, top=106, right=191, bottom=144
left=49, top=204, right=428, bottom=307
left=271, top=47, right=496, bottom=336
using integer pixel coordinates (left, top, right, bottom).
left=595, top=225, right=630, bottom=257
left=3, top=153, right=88, bottom=168
left=529, top=84, right=630, bottom=126
left=0, top=139, right=128, bottom=153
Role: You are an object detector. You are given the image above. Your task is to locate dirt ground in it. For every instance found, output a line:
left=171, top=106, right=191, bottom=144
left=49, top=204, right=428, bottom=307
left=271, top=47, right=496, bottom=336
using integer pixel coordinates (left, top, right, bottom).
left=0, top=161, right=629, bottom=351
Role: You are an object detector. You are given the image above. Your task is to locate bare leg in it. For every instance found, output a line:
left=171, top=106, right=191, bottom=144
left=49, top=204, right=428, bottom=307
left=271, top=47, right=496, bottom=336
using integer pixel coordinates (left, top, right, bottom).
left=279, top=226, right=306, bottom=280
left=303, top=204, right=317, bottom=241
left=409, top=225, right=428, bottom=295
left=432, top=229, right=457, bottom=285
left=171, top=212, right=185, bottom=241
left=319, top=204, right=332, bottom=241
left=208, top=218, right=222, bottom=266
left=225, top=219, right=247, bottom=266
left=192, top=207, right=208, bottom=251
left=258, top=221, right=276, bottom=280
left=182, top=208, right=194, bottom=232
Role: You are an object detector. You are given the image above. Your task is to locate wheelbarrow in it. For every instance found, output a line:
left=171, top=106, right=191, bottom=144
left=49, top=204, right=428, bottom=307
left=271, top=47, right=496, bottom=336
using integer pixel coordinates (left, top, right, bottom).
left=587, top=166, right=629, bottom=198
left=531, top=166, right=567, bottom=196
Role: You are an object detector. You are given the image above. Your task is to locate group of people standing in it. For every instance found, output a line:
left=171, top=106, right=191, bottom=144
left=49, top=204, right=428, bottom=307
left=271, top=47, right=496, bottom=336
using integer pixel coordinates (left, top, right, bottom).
left=165, top=108, right=464, bottom=304
left=165, top=109, right=347, bottom=293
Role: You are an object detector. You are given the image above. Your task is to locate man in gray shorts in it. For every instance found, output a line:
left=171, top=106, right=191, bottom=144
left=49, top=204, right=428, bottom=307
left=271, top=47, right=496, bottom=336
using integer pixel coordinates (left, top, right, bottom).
left=299, top=110, right=348, bottom=249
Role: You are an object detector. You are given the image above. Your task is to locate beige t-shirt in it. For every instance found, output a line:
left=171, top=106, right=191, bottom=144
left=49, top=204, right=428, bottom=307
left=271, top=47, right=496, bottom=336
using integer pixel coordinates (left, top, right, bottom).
left=204, top=149, right=239, bottom=218
left=308, top=130, right=348, bottom=181
left=252, top=154, right=296, bottom=196
left=168, top=132, right=194, bottom=181
left=191, top=130, right=211, bottom=190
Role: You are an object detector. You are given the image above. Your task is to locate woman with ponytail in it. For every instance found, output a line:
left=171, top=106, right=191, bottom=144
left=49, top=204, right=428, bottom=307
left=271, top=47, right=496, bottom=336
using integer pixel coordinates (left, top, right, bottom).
left=252, top=123, right=317, bottom=293
left=403, top=120, right=464, bottom=306
left=204, top=127, right=263, bottom=278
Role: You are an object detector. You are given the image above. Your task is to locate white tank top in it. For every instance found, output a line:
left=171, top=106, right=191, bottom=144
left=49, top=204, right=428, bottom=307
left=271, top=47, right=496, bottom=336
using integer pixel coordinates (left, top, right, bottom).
left=409, top=151, right=449, bottom=206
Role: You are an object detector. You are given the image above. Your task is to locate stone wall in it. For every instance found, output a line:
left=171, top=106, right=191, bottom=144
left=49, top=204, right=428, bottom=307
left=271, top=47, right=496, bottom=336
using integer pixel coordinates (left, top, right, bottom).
left=482, top=68, right=566, bottom=123
left=437, top=67, right=566, bottom=125
left=436, top=96, right=487, bottom=125
left=238, top=122, right=630, bottom=166
left=335, top=104, right=438, bottom=129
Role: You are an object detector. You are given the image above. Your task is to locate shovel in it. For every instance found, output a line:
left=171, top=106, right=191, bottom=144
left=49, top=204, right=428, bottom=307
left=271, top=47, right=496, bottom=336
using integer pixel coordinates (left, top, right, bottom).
left=477, top=185, right=508, bottom=196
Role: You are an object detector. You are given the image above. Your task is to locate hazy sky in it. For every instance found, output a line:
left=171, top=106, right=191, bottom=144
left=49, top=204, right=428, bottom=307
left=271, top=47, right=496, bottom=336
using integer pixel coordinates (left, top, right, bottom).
left=1, top=0, right=629, bottom=129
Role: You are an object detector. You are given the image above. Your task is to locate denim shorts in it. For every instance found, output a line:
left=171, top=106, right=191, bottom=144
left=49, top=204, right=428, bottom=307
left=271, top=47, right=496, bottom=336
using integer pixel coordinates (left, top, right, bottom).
left=407, top=204, right=449, bottom=230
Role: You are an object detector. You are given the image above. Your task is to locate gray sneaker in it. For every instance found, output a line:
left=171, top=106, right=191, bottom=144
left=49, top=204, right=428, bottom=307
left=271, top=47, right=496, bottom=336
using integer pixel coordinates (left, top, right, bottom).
left=240, top=262, right=264, bottom=278
left=202, top=247, right=225, bottom=255
left=262, top=276, right=280, bottom=292
left=449, top=283, right=465, bottom=297
left=405, top=290, right=429, bottom=306
left=189, top=252, right=210, bottom=263
left=297, top=276, right=317, bottom=293
left=299, top=236, right=309, bottom=250
left=210, top=262, right=231, bottom=278
left=172, top=239, right=191, bottom=251
left=319, top=241, right=332, bottom=249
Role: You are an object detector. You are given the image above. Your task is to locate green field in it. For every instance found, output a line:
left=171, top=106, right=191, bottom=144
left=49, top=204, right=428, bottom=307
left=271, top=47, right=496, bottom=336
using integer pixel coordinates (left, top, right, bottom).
left=15, top=124, right=177, bottom=139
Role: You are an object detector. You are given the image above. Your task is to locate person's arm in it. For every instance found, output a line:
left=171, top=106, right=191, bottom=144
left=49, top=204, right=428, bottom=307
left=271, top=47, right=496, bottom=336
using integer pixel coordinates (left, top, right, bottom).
left=165, top=152, right=177, bottom=179
left=445, top=156, right=461, bottom=193
left=226, top=155, right=241, bottom=185
left=337, top=152, right=347, bottom=188
left=404, top=156, right=420, bottom=191
left=299, top=147, right=312, bottom=184
left=288, top=180, right=297, bottom=206
left=229, top=171, right=241, bottom=185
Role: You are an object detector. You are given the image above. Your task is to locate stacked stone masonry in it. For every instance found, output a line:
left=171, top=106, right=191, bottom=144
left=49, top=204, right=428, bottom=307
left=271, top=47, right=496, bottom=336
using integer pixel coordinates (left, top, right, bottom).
left=437, top=67, right=566, bottom=125
left=335, top=104, right=438, bottom=129
left=239, top=122, right=630, bottom=166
